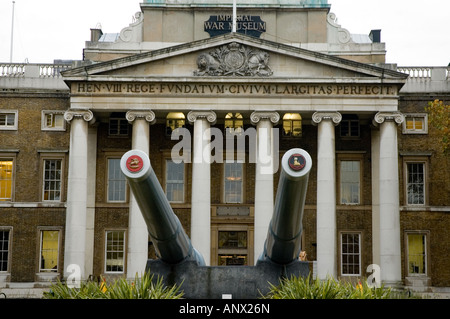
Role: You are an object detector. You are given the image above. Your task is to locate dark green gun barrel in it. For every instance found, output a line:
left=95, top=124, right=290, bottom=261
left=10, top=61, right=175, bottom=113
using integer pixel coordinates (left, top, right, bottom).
left=259, top=148, right=312, bottom=265
left=120, top=150, right=205, bottom=266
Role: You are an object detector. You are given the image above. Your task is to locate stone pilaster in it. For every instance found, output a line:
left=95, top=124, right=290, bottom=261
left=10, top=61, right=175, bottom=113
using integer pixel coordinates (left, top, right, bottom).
left=371, top=126, right=381, bottom=267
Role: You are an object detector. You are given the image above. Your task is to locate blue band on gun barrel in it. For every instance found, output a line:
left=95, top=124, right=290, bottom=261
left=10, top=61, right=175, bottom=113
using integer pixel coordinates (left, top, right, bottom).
left=288, top=153, right=306, bottom=171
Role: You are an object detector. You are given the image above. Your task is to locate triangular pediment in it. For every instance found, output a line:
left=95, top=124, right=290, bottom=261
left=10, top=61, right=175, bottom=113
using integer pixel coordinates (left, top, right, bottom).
left=62, top=33, right=407, bottom=83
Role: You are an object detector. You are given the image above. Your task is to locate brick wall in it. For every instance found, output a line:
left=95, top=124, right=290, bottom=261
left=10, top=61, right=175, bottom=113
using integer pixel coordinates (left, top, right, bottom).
left=398, top=95, right=450, bottom=286
left=0, top=94, right=70, bottom=201
left=0, top=93, right=69, bottom=282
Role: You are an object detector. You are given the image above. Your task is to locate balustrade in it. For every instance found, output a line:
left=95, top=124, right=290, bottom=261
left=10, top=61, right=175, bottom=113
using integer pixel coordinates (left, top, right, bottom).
left=42, top=64, right=71, bottom=78
left=397, top=66, right=432, bottom=79
left=397, top=66, right=450, bottom=81
left=0, top=63, right=26, bottom=77
left=0, top=63, right=70, bottom=78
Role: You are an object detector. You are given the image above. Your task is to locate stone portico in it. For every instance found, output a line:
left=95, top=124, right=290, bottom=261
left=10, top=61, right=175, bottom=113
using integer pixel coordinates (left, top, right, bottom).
left=62, top=31, right=407, bottom=284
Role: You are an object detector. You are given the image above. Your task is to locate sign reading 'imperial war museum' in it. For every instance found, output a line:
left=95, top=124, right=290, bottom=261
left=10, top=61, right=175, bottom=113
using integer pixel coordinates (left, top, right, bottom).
left=204, top=15, right=267, bottom=38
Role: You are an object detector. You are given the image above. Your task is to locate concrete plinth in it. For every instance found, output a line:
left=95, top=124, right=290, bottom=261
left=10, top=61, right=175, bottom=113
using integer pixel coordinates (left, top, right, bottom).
left=146, top=259, right=310, bottom=299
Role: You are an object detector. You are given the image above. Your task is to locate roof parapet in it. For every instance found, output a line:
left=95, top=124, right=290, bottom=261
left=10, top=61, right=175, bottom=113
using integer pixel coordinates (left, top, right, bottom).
left=0, top=62, right=72, bottom=91
left=142, top=0, right=330, bottom=8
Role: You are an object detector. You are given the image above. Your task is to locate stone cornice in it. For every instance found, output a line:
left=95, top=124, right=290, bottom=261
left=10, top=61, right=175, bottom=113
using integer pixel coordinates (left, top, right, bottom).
left=126, top=110, right=156, bottom=124
left=311, top=111, right=342, bottom=126
left=250, top=111, right=280, bottom=125
left=187, top=110, right=217, bottom=125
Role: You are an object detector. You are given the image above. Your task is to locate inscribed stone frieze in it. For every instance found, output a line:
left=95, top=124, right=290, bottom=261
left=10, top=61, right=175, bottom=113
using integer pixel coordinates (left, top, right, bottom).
left=72, top=82, right=398, bottom=96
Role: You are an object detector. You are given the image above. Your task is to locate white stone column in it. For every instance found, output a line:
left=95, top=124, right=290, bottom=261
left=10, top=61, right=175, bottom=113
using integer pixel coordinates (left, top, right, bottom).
left=125, top=110, right=155, bottom=279
left=63, top=109, right=95, bottom=281
left=373, top=111, right=404, bottom=286
left=312, top=111, right=342, bottom=280
left=187, top=110, right=217, bottom=266
left=250, top=111, right=280, bottom=263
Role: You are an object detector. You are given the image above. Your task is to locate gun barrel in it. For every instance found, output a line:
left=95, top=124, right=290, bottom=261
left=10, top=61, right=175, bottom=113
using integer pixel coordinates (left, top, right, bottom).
left=120, top=150, right=205, bottom=266
left=261, top=148, right=312, bottom=265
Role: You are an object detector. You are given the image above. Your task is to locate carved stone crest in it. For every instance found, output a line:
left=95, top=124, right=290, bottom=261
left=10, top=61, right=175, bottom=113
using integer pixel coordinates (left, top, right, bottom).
left=194, top=42, right=273, bottom=77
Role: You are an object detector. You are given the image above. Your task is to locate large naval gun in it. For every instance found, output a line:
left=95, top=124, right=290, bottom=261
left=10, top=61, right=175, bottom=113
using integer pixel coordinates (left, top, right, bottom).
left=120, top=148, right=312, bottom=299
left=120, top=150, right=205, bottom=266
left=258, top=148, right=312, bottom=265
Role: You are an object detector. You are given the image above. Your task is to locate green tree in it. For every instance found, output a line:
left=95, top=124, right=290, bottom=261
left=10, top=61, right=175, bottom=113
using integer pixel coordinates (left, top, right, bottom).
left=425, top=99, right=450, bottom=155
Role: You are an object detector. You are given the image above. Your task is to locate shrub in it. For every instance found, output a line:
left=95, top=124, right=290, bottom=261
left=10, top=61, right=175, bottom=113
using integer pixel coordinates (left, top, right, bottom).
left=43, top=272, right=184, bottom=299
left=263, top=274, right=394, bottom=299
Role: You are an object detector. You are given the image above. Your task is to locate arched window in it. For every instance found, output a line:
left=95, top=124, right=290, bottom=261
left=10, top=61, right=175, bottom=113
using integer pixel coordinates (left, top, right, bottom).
left=282, top=113, right=302, bottom=137
left=166, top=112, right=186, bottom=136
left=224, top=113, right=244, bottom=134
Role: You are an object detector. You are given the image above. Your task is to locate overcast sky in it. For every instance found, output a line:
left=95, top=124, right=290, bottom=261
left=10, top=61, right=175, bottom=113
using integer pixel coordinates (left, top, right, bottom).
left=0, top=0, right=449, bottom=66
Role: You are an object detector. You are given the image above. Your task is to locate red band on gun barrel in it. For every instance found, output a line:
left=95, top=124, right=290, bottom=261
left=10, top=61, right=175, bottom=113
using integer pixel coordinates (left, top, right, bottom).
left=126, top=155, right=144, bottom=172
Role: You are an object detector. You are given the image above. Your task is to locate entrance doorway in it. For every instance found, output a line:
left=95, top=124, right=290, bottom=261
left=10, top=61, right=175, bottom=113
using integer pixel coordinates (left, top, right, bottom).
left=211, top=207, right=254, bottom=266
left=218, top=230, right=248, bottom=265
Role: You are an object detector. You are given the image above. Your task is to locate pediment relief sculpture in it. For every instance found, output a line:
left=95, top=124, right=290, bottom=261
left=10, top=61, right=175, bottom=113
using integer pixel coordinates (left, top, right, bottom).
left=194, top=42, right=273, bottom=77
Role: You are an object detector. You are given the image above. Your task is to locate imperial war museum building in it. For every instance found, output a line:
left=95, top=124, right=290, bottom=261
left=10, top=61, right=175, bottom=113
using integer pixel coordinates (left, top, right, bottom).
left=0, top=0, right=449, bottom=298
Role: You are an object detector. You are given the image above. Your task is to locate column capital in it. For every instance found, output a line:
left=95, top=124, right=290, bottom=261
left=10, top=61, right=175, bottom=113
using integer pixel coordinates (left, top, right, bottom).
left=187, top=110, right=217, bottom=125
left=311, top=111, right=342, bottom=126
left=250, top=111, right=280, bottom=125
left=64, top=109, right=95, bottom=123
left=373, top=111, right=405, bottom=126
left=126, top=110, right=156, bottom=124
